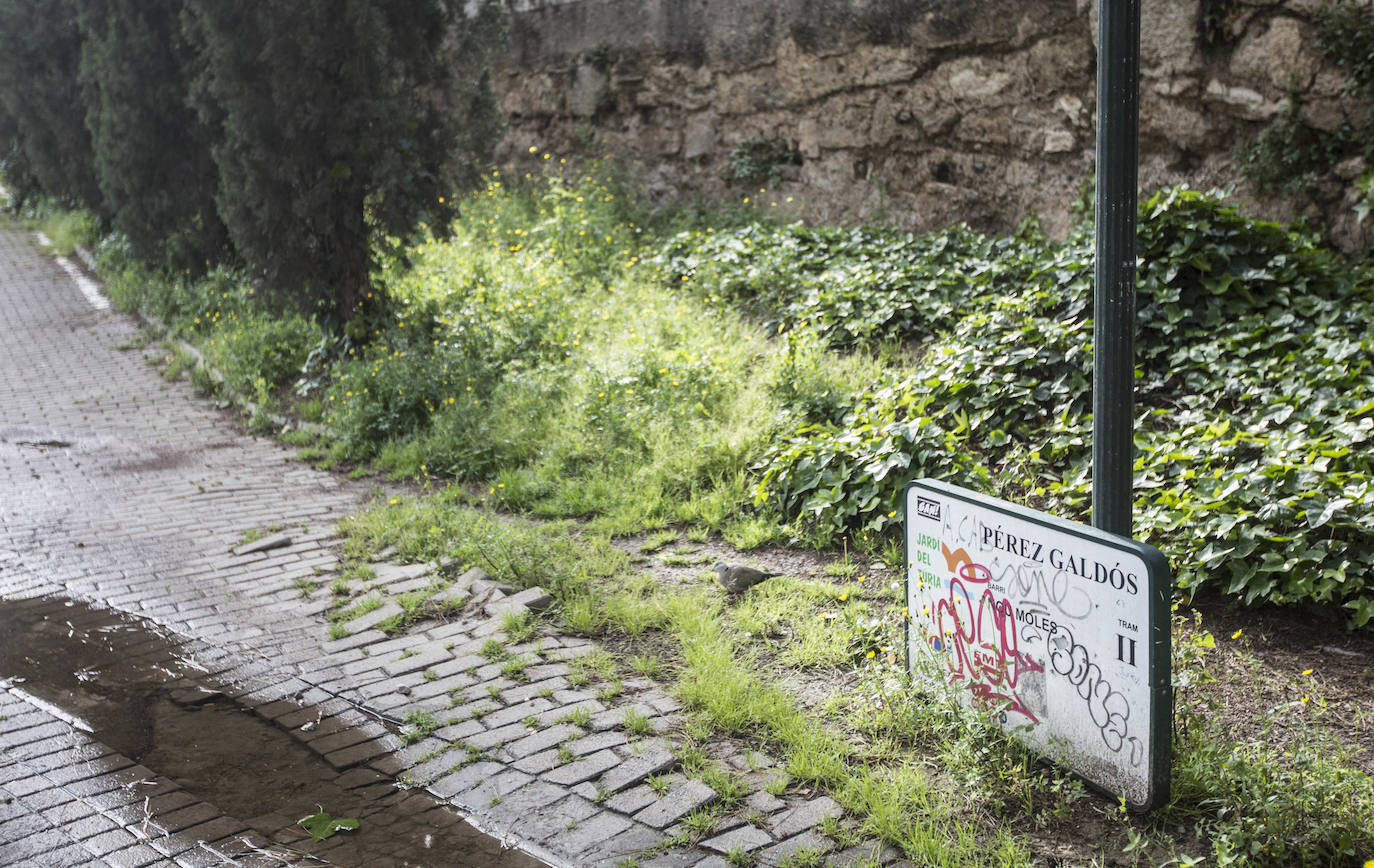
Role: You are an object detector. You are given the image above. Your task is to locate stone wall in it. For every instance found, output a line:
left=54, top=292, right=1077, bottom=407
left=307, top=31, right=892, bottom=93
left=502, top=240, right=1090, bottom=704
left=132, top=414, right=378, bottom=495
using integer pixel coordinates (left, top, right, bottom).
left=489, top=0, right=1371, bottom=247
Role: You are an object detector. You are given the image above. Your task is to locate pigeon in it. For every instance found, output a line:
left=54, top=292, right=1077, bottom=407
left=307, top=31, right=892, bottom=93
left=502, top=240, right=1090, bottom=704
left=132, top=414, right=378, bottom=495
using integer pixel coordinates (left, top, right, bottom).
left=712, top=561, right=781, bottom=595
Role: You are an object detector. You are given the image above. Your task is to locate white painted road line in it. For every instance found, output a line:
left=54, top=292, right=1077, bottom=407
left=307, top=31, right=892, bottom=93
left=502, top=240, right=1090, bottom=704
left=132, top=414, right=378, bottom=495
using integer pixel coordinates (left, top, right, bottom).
left=34, top=230, right=109, bottom=311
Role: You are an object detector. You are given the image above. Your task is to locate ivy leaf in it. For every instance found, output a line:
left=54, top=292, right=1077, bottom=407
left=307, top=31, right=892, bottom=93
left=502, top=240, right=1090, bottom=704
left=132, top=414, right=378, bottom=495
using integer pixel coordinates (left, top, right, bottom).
left=298, top=809, right=360, bottom=842
left=1309, top=497, right=1353, bottom=530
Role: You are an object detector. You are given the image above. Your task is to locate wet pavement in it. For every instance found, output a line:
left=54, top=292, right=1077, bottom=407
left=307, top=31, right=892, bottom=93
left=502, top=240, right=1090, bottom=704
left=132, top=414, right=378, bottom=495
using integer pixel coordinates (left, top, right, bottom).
left=1, top=226, right=893, bottom=868
left=1, top=596, right=543, bottom=867
left=0, top=228, right=549, bottom=866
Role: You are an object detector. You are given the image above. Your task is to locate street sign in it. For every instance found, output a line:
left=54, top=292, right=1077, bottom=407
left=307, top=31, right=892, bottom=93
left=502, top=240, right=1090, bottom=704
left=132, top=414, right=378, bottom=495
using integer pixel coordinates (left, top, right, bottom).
left=904, top=479, right=1171, bottom=810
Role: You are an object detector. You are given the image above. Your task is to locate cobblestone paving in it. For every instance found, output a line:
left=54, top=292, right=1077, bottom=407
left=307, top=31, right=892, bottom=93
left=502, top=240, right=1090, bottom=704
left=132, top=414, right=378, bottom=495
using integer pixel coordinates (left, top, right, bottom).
left=0, top=228, right=892, bottom=867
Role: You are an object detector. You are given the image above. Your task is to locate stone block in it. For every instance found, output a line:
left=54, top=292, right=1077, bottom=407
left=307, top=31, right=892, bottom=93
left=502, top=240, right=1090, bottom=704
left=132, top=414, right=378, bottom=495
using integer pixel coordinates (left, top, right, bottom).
left=485, top=585, right=553, bottom=618
left=230, top=532, right=292, bottom=556
left=345, top=602, right=405, bottom=634
left=546, top=810, right=633, bottom=860
left=633, top=780, right=717, bottom=829
left=430, top=761, right=507, bottom=798
left=543, top=749, right=621, bottom=786
left=597, top=739, right=676, bottom=794
left=381, top=645, right=453, bottom=678
left=756, top=831, right=833, bottom=867
left=701, top=825, right=773, bottom=855
left=768, top=795, right=841, bottom=838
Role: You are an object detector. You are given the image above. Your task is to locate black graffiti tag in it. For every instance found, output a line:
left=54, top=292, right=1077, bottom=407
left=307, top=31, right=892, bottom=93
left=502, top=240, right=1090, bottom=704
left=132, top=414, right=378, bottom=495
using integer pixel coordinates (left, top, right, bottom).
left=1048, top=627, right=1143, bottom=766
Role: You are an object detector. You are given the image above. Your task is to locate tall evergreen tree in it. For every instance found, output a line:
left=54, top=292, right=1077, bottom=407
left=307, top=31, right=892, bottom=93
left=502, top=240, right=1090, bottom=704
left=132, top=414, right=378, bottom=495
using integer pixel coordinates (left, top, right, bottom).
left=183, top=0, right=504, bottom=321
left=0, top=0, right=101, bottom=209
left=77, top=0, right=227, bottom=271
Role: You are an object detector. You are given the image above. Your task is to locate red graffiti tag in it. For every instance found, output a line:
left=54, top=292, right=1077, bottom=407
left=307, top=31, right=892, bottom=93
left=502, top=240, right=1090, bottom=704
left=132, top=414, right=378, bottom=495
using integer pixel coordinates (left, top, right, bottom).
left=930, top=543, right=1043, bottom=722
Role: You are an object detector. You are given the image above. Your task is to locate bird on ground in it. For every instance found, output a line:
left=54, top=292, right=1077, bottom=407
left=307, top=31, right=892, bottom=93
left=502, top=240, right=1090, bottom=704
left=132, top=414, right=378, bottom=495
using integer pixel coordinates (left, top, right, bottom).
left=712, top=561, right=781, bottom=595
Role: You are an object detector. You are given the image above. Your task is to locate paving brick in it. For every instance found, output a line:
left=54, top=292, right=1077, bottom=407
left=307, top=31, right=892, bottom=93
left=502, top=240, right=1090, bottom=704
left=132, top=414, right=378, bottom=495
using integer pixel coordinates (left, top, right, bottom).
left=578, top=823, right=668, bottom=868
left=640, top=848, right=710, bottom=867
left=322, top=628, right=388, bottom=653
left=546, top=809, right=632, bottom=859
left=345, top=602, right=406, bottom=634
left=485, top=781, right=568, bottom=816
left=153, top=802, right=220, bottom=834
left=745, top=790, right=785, bottom=814
left=324, top=734, right=401, bottom=769
left=825, top=841, right=900, bottom=867
left=464, top=720, right=536, bottom=751
left=768, top=795, right=841, bottom=838
left=597, top=739, right=677, bottom=793
left=307, top=722, right=382, bottom=755
left=590, top=702, right=656, bottom=733
left=480, top=697, right=555, bottom=730
left=59, top=812, right=119, bottom=841
left=756, top=831, right=833, bottom=867
left=501, top=723, right=581, bottom=760
left=485, top=586, right=553, bottom=618
left=605, top=782, right=659, bottom=815
left=429, top=761, right=507, bottom=798
left=565, top=730, right=628, bottom=758
left=543, top=749, right=622, bottom=786
left=0, top=229, right=744, bottom=868
left=700, top=825, right=774, bottom=855
left=104, top=843, right=170, bottom=867
left=524, top=794, right=601, bottom=845
left=4, top=829, right=81, bottom=865
left=634, top=780, right=718, bottom=829
left=463, top=769, right=536, bottom=808
left=81, top=826, right=141, bottom=856
left=432, top=717, right=486, bottom=743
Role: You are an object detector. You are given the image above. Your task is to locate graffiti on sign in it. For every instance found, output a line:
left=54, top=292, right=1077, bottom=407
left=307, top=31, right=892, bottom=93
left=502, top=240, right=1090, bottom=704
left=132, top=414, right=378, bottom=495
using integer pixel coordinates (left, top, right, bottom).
left=905, top=480, right=1170, bottom=809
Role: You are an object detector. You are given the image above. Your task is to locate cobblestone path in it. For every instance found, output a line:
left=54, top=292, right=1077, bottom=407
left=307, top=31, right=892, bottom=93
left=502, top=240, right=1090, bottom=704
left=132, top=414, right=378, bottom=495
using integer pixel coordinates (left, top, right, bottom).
left=0, top=228, right=884, bottom=868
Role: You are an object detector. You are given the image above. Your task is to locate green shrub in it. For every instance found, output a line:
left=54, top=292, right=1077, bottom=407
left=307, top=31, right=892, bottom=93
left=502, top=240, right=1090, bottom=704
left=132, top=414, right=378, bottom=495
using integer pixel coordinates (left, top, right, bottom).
left=202, top=311, right=316, bottom=394
left=731, top=188, right=1374, bottom=624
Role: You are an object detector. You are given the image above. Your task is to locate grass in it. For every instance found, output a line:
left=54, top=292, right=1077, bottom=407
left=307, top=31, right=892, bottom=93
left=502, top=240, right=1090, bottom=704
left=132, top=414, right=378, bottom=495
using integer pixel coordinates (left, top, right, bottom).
left=335, top=482, right=1374, bottom=864
left=401, top=710, right=441, bottom=746
left=34, top=207, right=98, bottom=256
left=502, top=610, right=539, bottom=644
left=622, top=707, right=653, bottom=737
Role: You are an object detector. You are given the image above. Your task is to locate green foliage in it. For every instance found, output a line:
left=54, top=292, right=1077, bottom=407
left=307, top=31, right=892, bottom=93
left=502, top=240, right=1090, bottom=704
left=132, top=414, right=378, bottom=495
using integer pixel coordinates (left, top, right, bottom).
left=1236, top=0, right=1374, bottom=195
left=697, top=188, right=1374, bottom=624
left=1233, top=99, right=1343, bottom=194
left=1168, top=619, right=1374, bottom=864
left=36, top=208, right=100, bottom=256
left=655, top=221, right=1033, bottom=350
left=202, top=313, right=317, bottom=396
left=76, top=0, right=226, bottom=270
left=1316, top=2, right=1374, bottom=100
left=297, top=809, right=359, bottom=842
left=401, top=710, right=441, bottom=745
left=723, top=137, right=801, bottom=187
left=99, top=247, right=318, bottom=400
left=324, top=225, right=574, bottom=469
left=183, top=0, right=505, bottom=318
left=0, top=0, right=101, bottom=210
left=1356, top=169, right=1374, bottom=226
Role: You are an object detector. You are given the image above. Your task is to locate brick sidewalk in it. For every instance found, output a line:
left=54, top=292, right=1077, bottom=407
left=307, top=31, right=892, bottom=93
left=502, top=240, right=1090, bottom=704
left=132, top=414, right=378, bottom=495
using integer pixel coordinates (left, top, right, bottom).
left=0, top=228, right=888, bottom=868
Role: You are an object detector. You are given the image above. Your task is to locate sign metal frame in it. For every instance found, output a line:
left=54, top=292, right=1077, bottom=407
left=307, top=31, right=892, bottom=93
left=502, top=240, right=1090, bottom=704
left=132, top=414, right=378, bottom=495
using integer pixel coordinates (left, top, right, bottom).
left=903, top=478, right=1171, bottom=810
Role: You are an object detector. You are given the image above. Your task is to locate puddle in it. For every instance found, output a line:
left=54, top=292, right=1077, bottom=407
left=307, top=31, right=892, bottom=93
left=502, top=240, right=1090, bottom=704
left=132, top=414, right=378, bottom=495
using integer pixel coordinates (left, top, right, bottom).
left=0, top=596, right=546, bottom=867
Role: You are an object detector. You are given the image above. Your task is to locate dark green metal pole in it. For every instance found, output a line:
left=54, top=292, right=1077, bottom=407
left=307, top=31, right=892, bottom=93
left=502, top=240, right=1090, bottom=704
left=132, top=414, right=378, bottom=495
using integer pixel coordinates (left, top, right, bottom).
left=1093, top=0, right=1140, bottom=537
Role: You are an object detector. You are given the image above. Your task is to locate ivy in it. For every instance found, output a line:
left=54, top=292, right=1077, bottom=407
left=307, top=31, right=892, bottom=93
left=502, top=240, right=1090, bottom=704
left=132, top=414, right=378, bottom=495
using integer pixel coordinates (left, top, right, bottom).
left=659, top=188, right=1374, bottom=627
